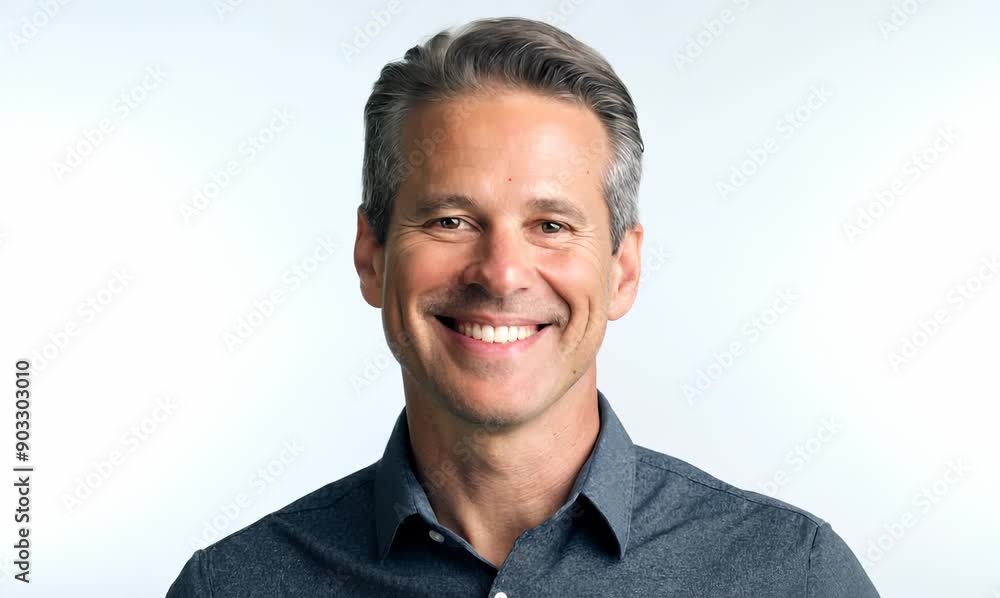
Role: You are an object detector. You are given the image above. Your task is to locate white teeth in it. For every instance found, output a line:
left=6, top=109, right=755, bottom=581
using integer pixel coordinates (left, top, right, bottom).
left=453, top=320, right=541, bottom=344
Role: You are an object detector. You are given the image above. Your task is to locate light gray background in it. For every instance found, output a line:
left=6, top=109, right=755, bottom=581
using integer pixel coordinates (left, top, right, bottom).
left=1, top=0, right=997, bottom=595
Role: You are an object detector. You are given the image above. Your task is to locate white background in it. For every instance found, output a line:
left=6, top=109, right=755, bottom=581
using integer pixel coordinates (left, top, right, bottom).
left=1, top=0, right=997, bottom=595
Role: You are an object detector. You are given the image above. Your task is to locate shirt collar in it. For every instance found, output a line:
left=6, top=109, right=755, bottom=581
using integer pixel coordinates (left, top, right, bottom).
left=374, top=388, right=635, bottom=563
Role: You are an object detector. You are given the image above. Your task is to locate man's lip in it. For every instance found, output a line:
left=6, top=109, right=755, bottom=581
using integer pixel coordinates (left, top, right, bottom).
left=433, top=313, right=550, bottom=354
left=434, top=313, right=552, bottom=327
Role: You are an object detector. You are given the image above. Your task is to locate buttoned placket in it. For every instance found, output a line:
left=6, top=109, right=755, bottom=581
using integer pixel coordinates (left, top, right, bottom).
left=484, top=515, right=568, bottom=598
left=418, top=517, right=559, bottom=598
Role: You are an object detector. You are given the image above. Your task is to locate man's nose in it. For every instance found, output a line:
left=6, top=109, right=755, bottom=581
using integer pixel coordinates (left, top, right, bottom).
left=460, top=225, right=533, bottom=298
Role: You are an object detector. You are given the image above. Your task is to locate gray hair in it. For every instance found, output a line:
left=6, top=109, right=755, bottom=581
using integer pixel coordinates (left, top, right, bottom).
left=360, top=16, right=643, bottom=255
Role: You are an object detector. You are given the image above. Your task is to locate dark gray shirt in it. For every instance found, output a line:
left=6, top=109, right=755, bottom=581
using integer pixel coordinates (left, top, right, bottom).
left=166, top=390, right=879, bottom=597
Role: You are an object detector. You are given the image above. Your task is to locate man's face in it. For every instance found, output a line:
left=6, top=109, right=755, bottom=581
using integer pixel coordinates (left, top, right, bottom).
left=355, top=89, right=642, bottom=427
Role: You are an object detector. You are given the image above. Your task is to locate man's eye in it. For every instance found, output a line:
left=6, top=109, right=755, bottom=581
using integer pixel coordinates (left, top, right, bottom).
left=433, top=217, right=465, bottom=230
left=540, top=221, right=564, bottom=234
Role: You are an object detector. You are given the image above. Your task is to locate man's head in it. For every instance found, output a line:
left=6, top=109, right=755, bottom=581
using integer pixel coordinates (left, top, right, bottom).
left=354, top=17, right=644, bottom=429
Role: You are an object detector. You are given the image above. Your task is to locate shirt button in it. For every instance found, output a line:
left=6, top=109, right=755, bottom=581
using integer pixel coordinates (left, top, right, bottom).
left=494, top=593, right=508, bottom=598
left=428, top=530, right=445, bottom=543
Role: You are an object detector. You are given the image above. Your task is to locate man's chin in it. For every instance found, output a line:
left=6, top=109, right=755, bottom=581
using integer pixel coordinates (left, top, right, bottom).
left=430, top=382, right=550, bottom=428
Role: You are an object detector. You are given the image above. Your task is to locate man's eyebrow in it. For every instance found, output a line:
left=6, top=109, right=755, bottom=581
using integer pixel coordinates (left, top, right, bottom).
left=412, top=194, right=478, bottom=218
left=411, top=194, right=588, bottom=223
left=527, top=197, right=588, bottom=223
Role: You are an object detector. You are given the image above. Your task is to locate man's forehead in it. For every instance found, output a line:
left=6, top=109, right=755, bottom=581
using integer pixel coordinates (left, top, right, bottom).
left=394, top=92, right=611, bottom=220
left=400, top=91, right=610, bottom=161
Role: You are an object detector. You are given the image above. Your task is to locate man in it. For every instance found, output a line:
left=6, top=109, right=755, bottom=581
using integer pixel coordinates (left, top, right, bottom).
left=167, top=17, right=879, bottom=597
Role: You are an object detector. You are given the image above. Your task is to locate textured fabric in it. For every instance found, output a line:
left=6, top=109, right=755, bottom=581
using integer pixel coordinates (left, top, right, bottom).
left=166, top=390, right=880, bottom=597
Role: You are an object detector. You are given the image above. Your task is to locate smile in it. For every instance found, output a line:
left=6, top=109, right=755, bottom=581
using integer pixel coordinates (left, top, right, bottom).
left=436, top=316, right=548, bottom=344
left=434, top=316, right=551, bottom=353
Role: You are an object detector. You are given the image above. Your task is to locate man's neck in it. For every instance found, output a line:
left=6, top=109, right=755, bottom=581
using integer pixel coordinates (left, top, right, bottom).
left=403, top=374, right=601, bottom=568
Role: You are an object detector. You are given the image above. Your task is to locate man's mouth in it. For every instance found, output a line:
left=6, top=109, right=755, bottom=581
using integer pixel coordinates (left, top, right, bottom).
left=434, top=316, right=551, bottom=345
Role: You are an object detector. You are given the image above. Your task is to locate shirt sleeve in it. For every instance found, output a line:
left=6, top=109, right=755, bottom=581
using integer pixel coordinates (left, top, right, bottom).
left=806, top=522, right=880, bottom=598
left=165, top=548, right=215, bottom=597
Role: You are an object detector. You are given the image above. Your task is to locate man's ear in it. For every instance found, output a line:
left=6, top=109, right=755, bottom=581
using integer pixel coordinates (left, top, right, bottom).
left=354, top=206, right=384, bottom=309
left=606, top=223, right=643, bottom=321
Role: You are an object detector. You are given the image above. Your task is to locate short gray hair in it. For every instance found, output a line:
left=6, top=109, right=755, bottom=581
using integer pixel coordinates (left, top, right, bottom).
left=361, top=16, right=643, bottom=254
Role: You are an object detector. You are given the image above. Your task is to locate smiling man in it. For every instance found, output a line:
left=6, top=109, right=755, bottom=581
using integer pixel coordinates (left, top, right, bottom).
left=167, top=17, right=879, bottom=597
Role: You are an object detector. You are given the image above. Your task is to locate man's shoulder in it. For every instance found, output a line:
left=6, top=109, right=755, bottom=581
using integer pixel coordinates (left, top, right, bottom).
left=273, top=460, right=380, bottom=516
left=629, top=445, right=879, bottom=595
left=206, top=460, right=379, bottom=554
left=632, top=444, right=827, bottom=530
left=166, top=462, right=380, bottom=596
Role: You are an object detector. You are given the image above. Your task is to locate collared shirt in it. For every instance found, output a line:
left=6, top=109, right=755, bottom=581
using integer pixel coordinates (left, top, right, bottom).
left=166, top=389, right=880, bottom=597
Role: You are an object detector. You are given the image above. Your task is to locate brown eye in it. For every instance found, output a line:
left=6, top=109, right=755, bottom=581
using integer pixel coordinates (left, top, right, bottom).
left=540, top=221, right=563, bottom=234
left=436, top=217, right=463, bottom=229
